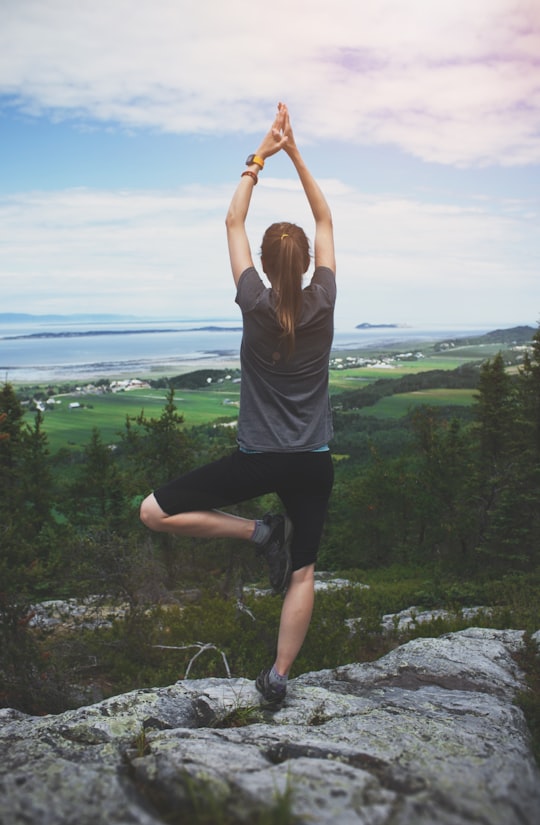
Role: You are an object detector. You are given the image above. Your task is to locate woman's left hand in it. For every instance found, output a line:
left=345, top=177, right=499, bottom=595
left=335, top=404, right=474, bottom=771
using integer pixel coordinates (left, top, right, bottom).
left=255, top=106, right=289, bottom=161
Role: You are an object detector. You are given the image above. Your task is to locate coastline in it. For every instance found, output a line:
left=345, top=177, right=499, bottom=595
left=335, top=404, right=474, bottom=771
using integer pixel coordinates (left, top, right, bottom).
left=3, top=355, right=243, bottom=386
left=3, top=322, right=533, bottom=386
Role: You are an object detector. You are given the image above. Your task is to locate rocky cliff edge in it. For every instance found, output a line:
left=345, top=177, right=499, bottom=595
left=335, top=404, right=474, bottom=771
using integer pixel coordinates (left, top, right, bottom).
left=1, top=627, right=539, bottom=825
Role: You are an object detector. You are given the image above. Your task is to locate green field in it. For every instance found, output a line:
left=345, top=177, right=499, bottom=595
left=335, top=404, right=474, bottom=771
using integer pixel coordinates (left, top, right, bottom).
left=357, top=388, right=477, bottom=419
left=330, top=353, right=488, bottom=392
left=39, top=380, right=476, bottom=453
left=328, top=357, right=478, bottom=392
left=25, top=349, right=486, bottom=453
left=41, top=388, right=240, bottom=452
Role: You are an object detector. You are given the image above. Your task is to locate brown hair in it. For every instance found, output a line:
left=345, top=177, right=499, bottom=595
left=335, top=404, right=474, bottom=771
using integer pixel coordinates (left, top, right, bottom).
left=260, top=222, right=310, bottom=355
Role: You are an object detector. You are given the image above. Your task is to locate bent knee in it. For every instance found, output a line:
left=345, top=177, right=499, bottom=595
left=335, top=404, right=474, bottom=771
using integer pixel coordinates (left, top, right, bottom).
left=140, top=494, right=168, bottom=531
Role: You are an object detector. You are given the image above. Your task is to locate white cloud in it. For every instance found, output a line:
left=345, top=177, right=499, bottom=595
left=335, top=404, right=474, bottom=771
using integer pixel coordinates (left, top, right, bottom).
left=1, top=179, right=538, bottom=325
left=1, top=0, right=539, bottom=166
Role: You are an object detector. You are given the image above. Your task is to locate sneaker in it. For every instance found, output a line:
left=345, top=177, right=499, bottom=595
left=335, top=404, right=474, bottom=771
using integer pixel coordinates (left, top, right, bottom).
left=255, top=668, right=286, bottom=706
left=259, top=513, right=293, bottom=595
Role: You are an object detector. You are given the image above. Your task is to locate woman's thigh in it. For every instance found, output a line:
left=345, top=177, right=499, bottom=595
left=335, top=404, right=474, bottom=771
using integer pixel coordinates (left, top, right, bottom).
left=276, top=452, right=334, bottom=570
left=153, top=449, right=335, bottom=570
left=152, top=450, right=286, bottom=515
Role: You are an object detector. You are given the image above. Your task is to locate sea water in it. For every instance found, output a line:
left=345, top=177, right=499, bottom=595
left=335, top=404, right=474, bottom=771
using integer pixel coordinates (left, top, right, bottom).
left=0, top=317, right=506, bottom=384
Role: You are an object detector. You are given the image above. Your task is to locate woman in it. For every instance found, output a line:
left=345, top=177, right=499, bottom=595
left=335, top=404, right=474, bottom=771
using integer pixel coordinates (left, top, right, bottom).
left=140, top=103, right=336, bottom=705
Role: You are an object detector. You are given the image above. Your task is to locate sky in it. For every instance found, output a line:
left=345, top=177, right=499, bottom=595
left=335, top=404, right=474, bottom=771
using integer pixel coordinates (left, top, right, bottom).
left=0, top=0, right=539, bottom=330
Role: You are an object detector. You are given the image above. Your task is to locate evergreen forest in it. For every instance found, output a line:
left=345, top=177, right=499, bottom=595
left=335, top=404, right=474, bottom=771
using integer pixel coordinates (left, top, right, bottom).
left=1, top=327, right=540, bottom=749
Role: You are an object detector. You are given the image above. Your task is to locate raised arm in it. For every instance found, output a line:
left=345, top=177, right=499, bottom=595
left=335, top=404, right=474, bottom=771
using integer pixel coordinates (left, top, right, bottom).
left=280, top=103, right=336, bottom=274
left=225, top=110, right=289, bottom=285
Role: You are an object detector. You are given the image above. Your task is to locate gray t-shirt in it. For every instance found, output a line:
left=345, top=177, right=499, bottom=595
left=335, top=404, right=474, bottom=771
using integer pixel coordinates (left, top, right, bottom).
left=235, top=265, right=336, bottom=452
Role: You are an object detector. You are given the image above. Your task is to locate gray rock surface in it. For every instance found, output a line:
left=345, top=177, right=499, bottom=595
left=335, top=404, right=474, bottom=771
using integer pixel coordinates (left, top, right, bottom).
left=379, top=605, right=493, bottom=633
left=1, top=627, right=539, bottom=825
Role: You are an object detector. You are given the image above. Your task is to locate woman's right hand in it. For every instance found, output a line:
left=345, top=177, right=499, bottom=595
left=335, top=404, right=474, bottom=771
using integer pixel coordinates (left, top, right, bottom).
left=279, top=102, right=298, bottom=156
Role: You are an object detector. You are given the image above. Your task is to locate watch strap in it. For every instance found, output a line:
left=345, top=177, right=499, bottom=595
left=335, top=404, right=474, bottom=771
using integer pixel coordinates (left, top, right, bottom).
left=246, top=154, right=264, bottom=169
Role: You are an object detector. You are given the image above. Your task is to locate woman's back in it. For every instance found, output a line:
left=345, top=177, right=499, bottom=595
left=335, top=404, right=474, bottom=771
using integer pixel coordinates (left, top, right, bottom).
left=236, top=265, right=336, bottom=452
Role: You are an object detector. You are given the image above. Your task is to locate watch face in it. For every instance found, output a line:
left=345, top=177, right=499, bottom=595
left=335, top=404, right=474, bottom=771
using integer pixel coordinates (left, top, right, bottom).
left=246, top=154, right=256, bottom=165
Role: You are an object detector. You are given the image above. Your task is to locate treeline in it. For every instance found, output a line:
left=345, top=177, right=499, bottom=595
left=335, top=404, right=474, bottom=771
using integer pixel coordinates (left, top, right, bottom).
left=150, top=368, right=242, bottom=390
left=333, top=363, right=481, bottom=410
left=1, top=328, right=540, bottom=712
left=326, top=334, right=540, bottom=573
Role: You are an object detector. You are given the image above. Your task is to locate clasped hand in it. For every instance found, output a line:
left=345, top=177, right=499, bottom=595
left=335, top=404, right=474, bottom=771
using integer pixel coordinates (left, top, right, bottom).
left=256, top=102, right=296, bottom=161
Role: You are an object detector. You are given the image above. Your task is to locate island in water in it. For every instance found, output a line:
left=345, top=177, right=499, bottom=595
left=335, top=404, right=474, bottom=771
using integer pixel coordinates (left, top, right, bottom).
left=355, top=322, right=405, bottom=330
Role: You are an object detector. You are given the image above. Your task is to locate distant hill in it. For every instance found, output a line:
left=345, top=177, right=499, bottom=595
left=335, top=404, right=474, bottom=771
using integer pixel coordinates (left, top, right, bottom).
left=0, top=313, right=139, bottom=323
left=434, top=325, right=535, bottom=349
left=150, top=368, right=241, bottom=390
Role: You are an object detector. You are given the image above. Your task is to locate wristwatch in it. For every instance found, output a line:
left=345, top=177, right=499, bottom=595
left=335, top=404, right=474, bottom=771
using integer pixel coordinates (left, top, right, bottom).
left=245, top=154, right=264, bottom=170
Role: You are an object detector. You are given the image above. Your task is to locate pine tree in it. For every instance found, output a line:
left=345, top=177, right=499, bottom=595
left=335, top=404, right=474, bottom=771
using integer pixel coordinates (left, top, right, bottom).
left=0, top=383, right=25, bottom=509
left=122, top=385, right=194, bottom=489
left=66, top=428, right=129, bottom=532
left=518, top=326, right=540, bottom=457
left=17, top=409, right=55, bottom=541
left=408, top=408, right=477, bottom=568
left=474, top=336, right=540, bottom=572
left=474, top=352, right=515, bottom=468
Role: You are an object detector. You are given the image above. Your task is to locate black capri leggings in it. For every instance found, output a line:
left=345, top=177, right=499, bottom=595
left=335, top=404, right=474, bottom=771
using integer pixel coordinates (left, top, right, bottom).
left=153, top=449, right=334, bottom=571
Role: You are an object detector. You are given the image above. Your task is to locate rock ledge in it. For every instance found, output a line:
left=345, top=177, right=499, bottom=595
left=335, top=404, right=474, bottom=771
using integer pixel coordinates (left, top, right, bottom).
left=1, top=627, right=539, bottom=825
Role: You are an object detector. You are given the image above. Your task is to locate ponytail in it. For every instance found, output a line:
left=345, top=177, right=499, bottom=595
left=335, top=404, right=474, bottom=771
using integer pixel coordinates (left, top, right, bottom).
left=261, top=223, right=310, bottom=355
